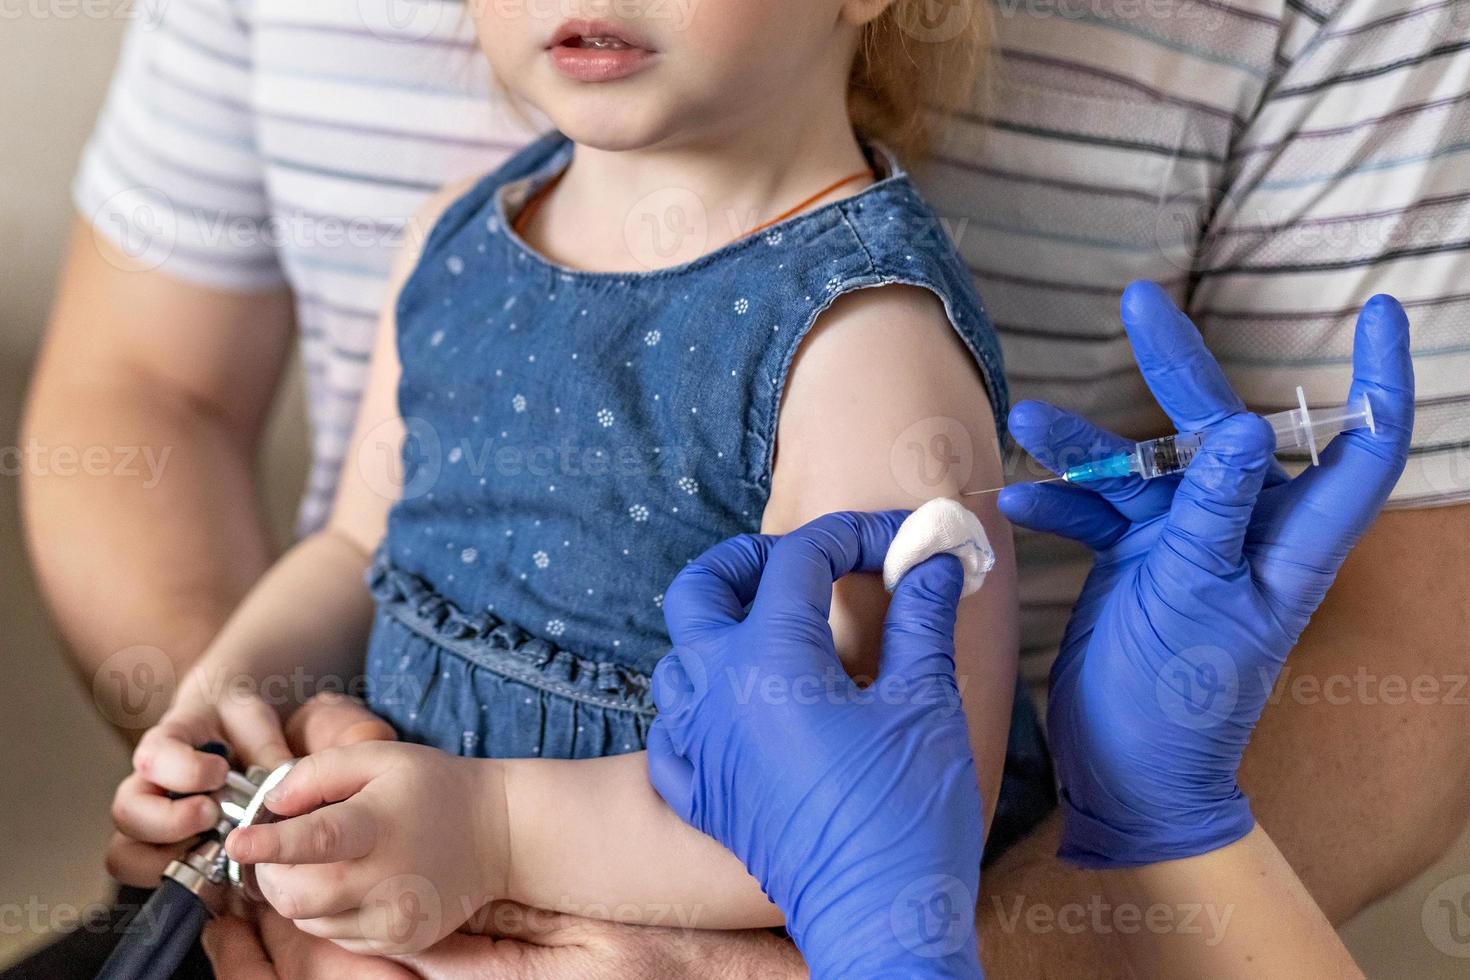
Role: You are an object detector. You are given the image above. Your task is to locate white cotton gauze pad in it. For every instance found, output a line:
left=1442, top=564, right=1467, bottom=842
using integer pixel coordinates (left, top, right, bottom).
left=883, top=497, right=995, bottom=597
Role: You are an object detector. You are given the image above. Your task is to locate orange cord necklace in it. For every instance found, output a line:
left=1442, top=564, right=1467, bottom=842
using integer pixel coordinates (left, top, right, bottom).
left=513, top=168, right=876, bottom=240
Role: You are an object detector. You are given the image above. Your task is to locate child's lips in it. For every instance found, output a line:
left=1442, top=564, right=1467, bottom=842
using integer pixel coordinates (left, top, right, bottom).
left=546, top=19, right=657, bottom=82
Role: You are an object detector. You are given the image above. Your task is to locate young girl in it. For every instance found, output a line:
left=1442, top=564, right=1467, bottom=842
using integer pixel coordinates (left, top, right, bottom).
left=116, top=0, right=1020, bottom=954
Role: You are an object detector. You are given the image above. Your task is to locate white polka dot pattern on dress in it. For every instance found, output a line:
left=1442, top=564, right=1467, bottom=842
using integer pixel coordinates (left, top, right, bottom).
left=597, top=408, right=615, bottom=428
left=512, top=394, right=527, bottom=413
left=629, top=504, right=650, bottom=523
left=532, top=550, right=550, bottom=569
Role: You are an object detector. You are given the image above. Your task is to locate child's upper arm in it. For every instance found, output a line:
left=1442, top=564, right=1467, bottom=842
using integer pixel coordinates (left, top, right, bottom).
left=761, top=284, right=1019, bottom=818
left=327, top=179, right=476, bottom=556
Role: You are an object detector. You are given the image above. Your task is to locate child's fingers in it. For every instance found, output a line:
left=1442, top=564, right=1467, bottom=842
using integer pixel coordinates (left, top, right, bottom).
left=132, top=721, right=230, bottom=795
left=263, top=745, right=381, bottom=817
left=288, top=692, right=398, bottom=754
left=256, top=861, right=366, bottom=920
left=218, top=695, right=294, bottom=769
left=227, top=801, right=376, bottom=866
left=110, top=771, right=220, bottom=844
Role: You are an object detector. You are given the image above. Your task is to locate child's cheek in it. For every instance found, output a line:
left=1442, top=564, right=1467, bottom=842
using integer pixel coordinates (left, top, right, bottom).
left=674, top=1, right=825, bottom=78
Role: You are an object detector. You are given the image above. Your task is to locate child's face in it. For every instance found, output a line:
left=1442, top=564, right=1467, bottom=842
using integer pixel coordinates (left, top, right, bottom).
left=475, top=1, right=876, bottom=151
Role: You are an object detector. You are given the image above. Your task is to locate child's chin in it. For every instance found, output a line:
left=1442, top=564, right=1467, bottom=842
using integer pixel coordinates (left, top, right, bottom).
left=549, top=106, right=677, bottom=153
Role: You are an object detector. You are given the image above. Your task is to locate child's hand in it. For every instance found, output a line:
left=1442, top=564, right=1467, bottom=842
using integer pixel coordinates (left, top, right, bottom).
left=107, top=677, right=291, bottom=887
left=224, top=742, right=510, bottom=955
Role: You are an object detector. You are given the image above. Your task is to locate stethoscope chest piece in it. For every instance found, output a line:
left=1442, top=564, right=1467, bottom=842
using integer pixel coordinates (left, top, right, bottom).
left=225, top=760, right=295, bottom=902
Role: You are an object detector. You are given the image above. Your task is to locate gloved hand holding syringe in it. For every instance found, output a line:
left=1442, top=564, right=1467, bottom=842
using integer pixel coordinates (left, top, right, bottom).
left=967, top=386, right=1375, bottom=493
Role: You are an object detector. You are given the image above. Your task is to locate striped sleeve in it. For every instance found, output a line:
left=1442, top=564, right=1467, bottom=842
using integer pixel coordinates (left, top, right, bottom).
left=1191, top=0, right=1470, bottom=507
left=72, top=0, right=285, bottom=291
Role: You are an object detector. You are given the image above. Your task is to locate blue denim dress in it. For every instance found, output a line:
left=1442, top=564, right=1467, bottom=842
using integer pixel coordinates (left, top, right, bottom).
left=365, top=133, right=1053, bottom=851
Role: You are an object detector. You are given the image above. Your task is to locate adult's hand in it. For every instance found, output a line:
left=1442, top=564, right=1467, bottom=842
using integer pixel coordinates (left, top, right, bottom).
left=997, top=282, right=1413, bottom=867
left=203, top=911, right=417, bottom=980
left=648, top=512, right=985, bottom=979
left=398, top=901, right=806, bottom=980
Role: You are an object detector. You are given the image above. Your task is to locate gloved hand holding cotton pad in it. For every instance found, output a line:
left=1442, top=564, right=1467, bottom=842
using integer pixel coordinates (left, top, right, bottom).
left=882, top=497, right=995, bottom=597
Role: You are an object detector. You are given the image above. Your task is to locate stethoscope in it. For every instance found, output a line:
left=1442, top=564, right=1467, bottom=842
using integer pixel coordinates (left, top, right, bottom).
left=97, top=744, right=296, bottom=980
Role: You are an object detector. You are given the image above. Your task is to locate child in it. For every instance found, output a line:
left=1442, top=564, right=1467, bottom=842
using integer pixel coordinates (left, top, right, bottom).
left=115, top=0, right=1020, bottom=954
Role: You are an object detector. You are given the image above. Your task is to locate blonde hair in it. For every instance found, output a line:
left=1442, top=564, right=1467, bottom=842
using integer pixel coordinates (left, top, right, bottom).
left=849, top=1, right=989, bottom=164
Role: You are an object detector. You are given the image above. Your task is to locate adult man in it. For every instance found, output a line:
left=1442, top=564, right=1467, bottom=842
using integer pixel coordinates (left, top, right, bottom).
left=19, top=0, right=1470, bottom=976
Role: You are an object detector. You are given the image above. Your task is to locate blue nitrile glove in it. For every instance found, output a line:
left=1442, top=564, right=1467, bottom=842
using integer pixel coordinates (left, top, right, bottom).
left=998, top=282, right=1414, bottom=868
left=647, top=511, right=985, bottom=980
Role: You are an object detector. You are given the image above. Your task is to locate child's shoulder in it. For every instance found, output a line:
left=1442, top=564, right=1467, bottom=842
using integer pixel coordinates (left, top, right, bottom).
left=836, top=171, right=968, bottom=283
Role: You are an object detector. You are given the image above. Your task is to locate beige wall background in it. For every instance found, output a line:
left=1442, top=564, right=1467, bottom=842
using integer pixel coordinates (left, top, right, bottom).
left=1, top=9, right=1467, bottom=976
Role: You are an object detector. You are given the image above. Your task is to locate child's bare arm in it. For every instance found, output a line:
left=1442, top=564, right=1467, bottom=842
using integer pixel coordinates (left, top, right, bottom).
left=503, top=752, right=781, bottom=927
left=477, top=286, right=1013, bottom=927
left=761, top=284, right=1019, bottom=827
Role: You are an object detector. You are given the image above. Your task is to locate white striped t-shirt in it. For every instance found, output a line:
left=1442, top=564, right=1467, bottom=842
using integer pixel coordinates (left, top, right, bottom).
left=75, top=0, right=1470, bottom=668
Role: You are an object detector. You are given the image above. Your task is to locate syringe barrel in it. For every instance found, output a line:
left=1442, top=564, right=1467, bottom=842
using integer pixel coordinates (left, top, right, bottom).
left=1263, top=395, right=1374, bottom=451
left=1132, top=431, right=1205, bottom=480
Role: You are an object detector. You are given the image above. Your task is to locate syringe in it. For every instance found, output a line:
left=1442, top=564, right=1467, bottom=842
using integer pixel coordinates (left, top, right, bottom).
left=967, top=387, right=1375, bottom=495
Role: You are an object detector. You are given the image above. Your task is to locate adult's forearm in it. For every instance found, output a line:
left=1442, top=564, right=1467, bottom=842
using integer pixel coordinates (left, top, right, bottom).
left=503, top=751, right=782, bottom=929
left=1236, top=505, right=1470, bottom=920
left=1096, top=826, right=1359, bottom=979
left=976, top=507, right=1470, bottom=976
left=21, top=377, right=276, bottom=736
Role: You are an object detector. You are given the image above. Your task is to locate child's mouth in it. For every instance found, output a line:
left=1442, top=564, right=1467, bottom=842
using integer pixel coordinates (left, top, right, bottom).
left=547, top=20, right=656, bottom=83
left=565, top=36, right=633, bottom=50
